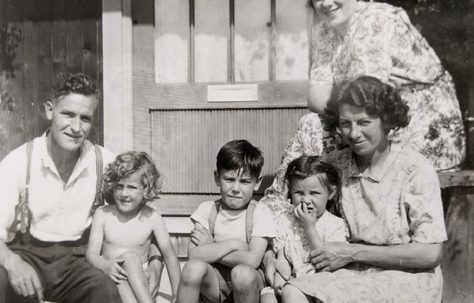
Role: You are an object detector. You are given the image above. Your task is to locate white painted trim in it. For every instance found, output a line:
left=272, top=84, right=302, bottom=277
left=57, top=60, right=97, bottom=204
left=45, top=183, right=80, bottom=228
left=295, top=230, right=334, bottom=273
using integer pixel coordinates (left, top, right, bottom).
left=102, top=0, right=133, bottom=153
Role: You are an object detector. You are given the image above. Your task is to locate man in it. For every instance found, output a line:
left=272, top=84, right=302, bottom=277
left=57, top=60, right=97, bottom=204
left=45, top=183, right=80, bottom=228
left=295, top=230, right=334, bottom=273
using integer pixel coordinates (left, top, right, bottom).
left=0, top=73, right=162, bottom=303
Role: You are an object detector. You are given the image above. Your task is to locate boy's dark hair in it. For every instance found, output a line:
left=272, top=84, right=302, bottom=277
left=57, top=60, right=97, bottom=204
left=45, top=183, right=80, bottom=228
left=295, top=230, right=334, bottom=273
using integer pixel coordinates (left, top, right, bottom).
left=51, top=72, right=99, bottom=103
left=323, top=76, right=410, bottom=134
left=103, top=151, right=162, bottom=205
left=216, top=140, right=264, bottom=180
left=285, top=155, right=341, bottom=215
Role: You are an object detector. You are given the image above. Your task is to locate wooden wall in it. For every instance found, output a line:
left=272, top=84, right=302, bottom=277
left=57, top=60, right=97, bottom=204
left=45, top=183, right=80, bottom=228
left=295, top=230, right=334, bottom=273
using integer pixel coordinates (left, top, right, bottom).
left=0, top=0, right=103, bottom=160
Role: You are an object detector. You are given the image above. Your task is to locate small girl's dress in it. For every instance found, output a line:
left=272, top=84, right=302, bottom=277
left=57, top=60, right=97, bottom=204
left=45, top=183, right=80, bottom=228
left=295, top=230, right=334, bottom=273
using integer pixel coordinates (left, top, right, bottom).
left=273, top=204, right=347, bottom=278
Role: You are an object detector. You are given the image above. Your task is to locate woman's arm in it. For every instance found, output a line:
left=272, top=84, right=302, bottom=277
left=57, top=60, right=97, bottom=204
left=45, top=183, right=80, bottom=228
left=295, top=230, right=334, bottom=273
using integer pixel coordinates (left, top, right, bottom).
left=308, top=80, right=333, bottom=114
left=310, top=241, right=443, bottom=272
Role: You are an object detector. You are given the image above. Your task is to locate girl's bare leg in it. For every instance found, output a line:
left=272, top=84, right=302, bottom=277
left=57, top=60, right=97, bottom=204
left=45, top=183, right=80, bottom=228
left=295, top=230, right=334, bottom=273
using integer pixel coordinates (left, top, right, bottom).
left=281, top=284, right=312, bottom=303
left=120, top=252, right=154, bottom=303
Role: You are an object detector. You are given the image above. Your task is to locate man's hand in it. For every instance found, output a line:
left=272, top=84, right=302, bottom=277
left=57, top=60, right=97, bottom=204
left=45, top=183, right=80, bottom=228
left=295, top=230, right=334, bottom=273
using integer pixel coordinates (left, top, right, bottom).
left=190, top=224, right=214, bottom=246
left=5, top=255, right=44, bottom=301
left=145, top=258, right=163, bottom=299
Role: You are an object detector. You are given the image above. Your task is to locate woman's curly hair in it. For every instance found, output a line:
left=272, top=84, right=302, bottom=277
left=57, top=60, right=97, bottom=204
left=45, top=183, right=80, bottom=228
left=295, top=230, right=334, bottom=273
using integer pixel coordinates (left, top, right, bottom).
left=323, top=76, right=410, bottom=134
left=51, top=72, right=99, bottom=102
left=103, top=151, right=162, bottom=205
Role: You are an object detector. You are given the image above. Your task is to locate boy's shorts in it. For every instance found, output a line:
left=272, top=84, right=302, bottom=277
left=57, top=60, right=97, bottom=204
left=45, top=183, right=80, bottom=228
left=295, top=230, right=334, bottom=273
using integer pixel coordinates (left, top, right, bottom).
left=201, top=263, right=266, bottom=303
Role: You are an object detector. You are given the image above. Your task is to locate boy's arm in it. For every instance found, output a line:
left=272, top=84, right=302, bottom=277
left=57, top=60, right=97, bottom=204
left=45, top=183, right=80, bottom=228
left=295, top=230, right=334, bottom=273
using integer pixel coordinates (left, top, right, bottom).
left=188, top=223, right=247, bottom=263
left=150, top=211, right=180, bottom=300
left=218, top=236, right=269, bottom=268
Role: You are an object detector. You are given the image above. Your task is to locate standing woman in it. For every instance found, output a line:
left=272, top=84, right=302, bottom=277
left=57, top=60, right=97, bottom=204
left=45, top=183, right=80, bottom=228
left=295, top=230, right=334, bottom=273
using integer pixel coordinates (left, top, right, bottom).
left=279, top=76, right=447, bottom=302
left=264, top=0, right=465, bottom=200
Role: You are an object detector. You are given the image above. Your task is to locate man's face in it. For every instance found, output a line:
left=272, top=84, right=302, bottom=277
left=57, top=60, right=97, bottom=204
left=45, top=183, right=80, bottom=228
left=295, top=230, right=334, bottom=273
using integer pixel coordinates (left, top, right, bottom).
left=45, top=93, right=96, bottom=153
left=214, top=168, right=261, bottom=210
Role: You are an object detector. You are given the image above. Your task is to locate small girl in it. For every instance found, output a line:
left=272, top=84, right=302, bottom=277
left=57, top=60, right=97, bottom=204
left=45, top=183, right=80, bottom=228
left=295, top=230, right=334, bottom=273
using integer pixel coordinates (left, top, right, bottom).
left=86, top=151, right=181, bottom=303
left=261, top=155, right=347, bottom=303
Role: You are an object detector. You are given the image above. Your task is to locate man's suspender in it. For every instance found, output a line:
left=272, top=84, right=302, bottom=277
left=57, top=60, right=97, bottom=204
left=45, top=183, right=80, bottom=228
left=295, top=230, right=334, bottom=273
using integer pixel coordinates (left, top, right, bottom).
left=208, top=199, right=258, bottom=243
left=17, top=141, right=104, bottom=234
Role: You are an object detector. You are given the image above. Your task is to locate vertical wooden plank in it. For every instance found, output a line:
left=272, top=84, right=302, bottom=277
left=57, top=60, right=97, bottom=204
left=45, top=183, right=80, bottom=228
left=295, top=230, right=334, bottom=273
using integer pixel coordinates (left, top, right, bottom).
left=194, top=0, right=229, bottom=83
left=23, top=1, right=42, bottom=139
left=442, top=187, right=474, bottom=303
left=82, top=0, right=102, bottom=144
left=35, top=0, right=53, bottom=121
left=0, top=0, right=28, bottom=159
left=52, top=0, right=68, bottom=76
left=275, top=0, right=309, bottom=80
left=154, top=0, right=189, bottom=83
left=234, top=0, right=270, bottom=82
left=67, top=0, right=84, bottom=71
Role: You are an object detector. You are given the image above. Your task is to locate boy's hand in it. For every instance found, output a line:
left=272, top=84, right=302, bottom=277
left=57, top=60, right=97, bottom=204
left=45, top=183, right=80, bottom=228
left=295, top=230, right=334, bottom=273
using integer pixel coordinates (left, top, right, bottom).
left=295, top=203, right=317, bottom=229
left=104, top=261, right=128, bottom=283
left=190, top=224, right=214, bottom=246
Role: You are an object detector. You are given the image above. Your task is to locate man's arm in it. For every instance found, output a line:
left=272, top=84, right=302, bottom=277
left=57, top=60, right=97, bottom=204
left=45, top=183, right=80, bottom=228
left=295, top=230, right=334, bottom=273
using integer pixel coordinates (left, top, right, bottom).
left=218, top=237, right=269, bottom=268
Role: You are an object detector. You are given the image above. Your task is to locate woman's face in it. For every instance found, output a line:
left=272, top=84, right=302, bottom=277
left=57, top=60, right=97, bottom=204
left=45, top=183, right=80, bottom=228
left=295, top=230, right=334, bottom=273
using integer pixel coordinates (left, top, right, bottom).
left=338, top=103, right=388, bottom=159
left=311, top=0, right=358, bottom=28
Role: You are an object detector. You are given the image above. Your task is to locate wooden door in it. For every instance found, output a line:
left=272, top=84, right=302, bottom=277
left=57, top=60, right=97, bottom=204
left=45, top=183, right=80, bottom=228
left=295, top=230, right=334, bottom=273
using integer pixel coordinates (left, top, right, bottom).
left=133, top=0, right=312, bottom=213
left=0, top=0, right=103, bottom=160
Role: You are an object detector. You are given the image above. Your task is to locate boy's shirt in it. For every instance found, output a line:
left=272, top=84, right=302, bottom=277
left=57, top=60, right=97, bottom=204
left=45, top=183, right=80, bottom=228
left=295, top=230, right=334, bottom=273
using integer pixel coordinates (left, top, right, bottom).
left=191, top=200, right=277, bottom=243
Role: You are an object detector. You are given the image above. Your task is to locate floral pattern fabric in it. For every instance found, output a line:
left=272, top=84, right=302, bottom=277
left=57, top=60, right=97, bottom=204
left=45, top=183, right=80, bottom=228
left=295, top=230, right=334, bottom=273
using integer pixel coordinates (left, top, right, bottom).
left=287, top=144, right=447, bottom=302
left=272, top=205, right=347, bottom=278
left=310, top=1, right=465, bottom=170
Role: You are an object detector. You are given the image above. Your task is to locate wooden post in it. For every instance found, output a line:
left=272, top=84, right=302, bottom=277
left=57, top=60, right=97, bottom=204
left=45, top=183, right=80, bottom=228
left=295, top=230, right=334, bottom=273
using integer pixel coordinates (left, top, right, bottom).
left=102, top=0, right=133, bottom=153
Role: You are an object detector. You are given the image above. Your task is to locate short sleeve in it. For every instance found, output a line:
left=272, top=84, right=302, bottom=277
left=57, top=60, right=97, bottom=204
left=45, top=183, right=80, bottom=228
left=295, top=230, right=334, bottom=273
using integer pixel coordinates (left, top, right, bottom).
left=345, top=12, right=403, bottom=83
left=189, top=201, right=214, bottom=231
left=324, top=217, right=347, bottom=243
left=405, top=162, right=447, bottom=243
left=251, top=203, right=278, bottom=239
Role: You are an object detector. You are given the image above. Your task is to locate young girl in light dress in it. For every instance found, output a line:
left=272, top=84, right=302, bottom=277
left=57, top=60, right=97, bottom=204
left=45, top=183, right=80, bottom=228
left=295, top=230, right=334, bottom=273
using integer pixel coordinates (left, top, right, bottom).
left=261, top=155, right=347, bottom=303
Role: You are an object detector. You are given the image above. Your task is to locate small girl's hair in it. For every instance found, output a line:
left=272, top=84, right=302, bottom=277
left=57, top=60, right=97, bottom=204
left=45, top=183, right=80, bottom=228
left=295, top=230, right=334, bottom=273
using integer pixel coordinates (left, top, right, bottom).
left=103, top=151, right=162, bottom=204
left=285, top=155, right=341, bottom=215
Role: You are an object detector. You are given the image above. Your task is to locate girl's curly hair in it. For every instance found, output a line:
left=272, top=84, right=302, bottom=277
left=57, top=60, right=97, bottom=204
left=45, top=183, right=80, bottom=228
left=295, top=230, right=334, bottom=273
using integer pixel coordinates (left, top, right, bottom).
left=51, top=72, right=99, bottom=102
left=103, top=151, right=162, bottom=205
left=323, top=76, right=410, bottom=134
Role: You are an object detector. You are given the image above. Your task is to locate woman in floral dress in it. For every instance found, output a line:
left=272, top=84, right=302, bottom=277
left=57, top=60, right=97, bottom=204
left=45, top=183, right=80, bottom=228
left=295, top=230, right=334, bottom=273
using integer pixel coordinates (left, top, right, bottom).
left=267, top=77, right=447, bottom=302
left=265, top=0, right=465, bottom=201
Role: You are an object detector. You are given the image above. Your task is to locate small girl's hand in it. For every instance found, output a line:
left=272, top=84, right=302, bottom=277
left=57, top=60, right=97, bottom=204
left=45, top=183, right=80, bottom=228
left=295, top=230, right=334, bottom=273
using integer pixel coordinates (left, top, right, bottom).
left=104, top=261, right=128, bottom=283
left=295, top=203, right=317, bottom=229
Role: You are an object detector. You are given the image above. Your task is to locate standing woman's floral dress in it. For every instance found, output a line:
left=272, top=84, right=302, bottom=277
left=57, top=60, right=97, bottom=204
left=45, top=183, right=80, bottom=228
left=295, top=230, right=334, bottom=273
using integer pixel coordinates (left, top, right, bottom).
left=311, top=1, right=465, bottom=170
left=287, top=144, right=447, bottom=302
left=263, top=1, right=465, bottom=204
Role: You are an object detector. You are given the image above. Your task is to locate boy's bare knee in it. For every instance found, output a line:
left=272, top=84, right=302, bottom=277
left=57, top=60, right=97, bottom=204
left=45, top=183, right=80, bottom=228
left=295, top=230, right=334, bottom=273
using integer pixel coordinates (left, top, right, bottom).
left=181, top=259, right=208, bottom=285
left=231, top=265, right=259, bottom=290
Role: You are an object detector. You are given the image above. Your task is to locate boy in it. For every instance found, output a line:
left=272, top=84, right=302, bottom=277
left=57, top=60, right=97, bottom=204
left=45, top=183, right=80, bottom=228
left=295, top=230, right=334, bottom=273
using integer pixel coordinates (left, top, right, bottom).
left=86, top=151, right=181, bottom=303
left=177, top=140, right=277, bottom=303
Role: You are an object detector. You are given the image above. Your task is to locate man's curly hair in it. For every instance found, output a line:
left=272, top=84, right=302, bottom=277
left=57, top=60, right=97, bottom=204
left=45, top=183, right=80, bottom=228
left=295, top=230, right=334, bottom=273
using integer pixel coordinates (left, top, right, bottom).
left=51, top=72, right=99, bottom=103
left=323, top=76, right=410, bottom=134
left=103, top=151, right=162, bottom=205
